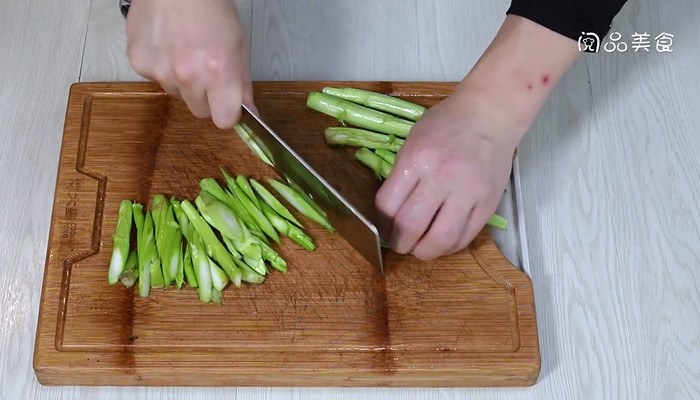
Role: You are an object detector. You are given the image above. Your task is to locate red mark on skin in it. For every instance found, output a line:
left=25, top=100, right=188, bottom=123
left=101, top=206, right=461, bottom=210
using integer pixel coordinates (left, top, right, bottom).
left=527, top=83, right=533, bottom=90
left=542, top=74, right=550, bottom=85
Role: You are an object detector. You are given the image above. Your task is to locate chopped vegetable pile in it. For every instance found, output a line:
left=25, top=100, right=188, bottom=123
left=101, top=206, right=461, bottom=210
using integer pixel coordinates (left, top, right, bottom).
left=108, top=168, right=331, bottom=304
left=108, top=86, right=509, bottom=303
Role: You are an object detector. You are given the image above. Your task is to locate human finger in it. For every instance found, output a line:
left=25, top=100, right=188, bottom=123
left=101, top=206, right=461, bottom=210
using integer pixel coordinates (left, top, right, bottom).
left=374, top=155, right=419, bottom=237
left=180, top=84, right=211, bottom=118
left=411, top=195, right=471, bottom=261
left=389, top=180, right=445, bottom=254
left=206, top=80, right=243, bottom=129
left=447, top=200, right=496, bottom=254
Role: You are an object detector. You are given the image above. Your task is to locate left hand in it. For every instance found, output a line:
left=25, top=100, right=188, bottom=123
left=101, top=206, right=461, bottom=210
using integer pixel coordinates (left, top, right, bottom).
left=374, top=86, right=524, bottom=260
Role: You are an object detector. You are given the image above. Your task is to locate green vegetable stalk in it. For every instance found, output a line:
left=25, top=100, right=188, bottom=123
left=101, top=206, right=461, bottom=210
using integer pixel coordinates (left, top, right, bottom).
left=307, top=91, right=414, bottom=138
left=354, top=148, right=392, bottom=180
left=374, top=149, right=396, bottom=165
left=118, top=250, right=139, bottom=288
left=180, top=198, right=243, bottom=287
left=249, top=178, right=303, bottom=228
left=324, top=127, right=405, bottom=152
left=234, top=123, right=274, bottom=166
left=201, top=176, right=267, bottom=242
left=182, top=245, right=198, bottom=288
left=487, top=214, right=509, bottom=231
left=228, top=179, right=280, bottom=243
left=321, top=86, right=426, bottom=121
left=268, top=178, right=334, bottom=233
left=194, top=191, right=262, bottom=261
left=108, top=200, right=133, bottom=285
left=259, top=200, right=315, bottom=251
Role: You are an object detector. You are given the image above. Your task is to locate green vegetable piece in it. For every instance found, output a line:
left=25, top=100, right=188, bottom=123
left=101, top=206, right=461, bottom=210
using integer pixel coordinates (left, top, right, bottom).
left=216, top=171, right=268, bottom=242
left=221, top=235, right=242, bottom=259
left=190, top=230, right=213, bottom=303
left=109, top=199, right=133, bottom=285
left=268, top=178, right=334, bottom=233
left=183, top=244, right=198, bottom=288
left=487, top=214, right=508, bottom=231
left=194, top=191, right=262, bottom=262
left=228, top=179, right=280, bottom=244
left=234, top=123, right=274, bottom=166
left=146, top=218, right=165, bottom=289
left=244, top=255, right=268, bottom=276
left=249, top=178, right=303, bottom=228
left=374, top=149, right=396, bottom=165
left=180, top=199, right=243, bottom=288
left=259, top=201, right=315, bottom=251
left=233, top=257, right=266, bottom=284
left=324, top=127, right=404, bottom=152
left=355, top=148, right=392, bottom=180
left=132, top=203, right=151, bottom=297
left=201, top=176, right=268, bottom=242
left=118, top=250, right=139, bottom=288
left=321, top=87, right=426, bottom=121
left=194, top=191, right=247, bottom=243
left=284, top=177, right=329, bottom=219
left=256, top=238, right=287, bottom=272
left=307, top=91, right=414, bottom=138
left=236, top=174, right=260, bottom=208
left=209, top=258, right=229, bottom=292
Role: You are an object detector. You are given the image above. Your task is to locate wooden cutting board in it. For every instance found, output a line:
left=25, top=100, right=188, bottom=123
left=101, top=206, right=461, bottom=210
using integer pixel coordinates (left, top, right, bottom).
left=33, top=81, right=540, bottom=387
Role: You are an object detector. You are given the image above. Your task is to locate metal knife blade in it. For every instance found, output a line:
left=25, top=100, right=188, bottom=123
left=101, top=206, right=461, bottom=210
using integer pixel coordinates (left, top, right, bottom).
left=238, top=104, right=384, bottom=273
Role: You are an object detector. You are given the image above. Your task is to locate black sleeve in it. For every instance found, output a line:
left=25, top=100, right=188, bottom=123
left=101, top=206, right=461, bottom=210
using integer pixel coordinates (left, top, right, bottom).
left=507, top=0, right=629, bottom=41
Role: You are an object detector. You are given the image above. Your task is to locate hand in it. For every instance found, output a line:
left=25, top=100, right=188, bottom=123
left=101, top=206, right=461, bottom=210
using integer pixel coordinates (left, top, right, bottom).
left=125, top=0, right=254, bottom=128
left=374, top=87, right=522, bottom=260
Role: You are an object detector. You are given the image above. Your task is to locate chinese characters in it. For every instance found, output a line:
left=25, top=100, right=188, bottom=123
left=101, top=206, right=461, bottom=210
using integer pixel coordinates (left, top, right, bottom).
left=579, top=31, right=674, bottom=53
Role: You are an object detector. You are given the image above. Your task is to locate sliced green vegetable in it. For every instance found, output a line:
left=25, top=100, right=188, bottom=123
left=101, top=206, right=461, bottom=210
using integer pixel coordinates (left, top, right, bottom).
left=243, top=255, right=268, bottom=276
left=132, top=203, right=150, bottom=297
left=190, top=229, right=213, bottom=303
left=118, top=250, right=139, bottom=288
left=236, top=174, right=260, bottom=208
left=180, top=198, right=243, bottom=288
left=268, top=178, right=334, bottom=233
left=307, top=91, right=414, bottom=138
left=232, top=257, right=266, bottom=284
left=283, top=177, right=329, bottom=220
left=228, top=179, right=280, bottom=243
left=182, top=244, right=198, bottom=288
left=108, top=199, right=133, bottom=285
left=256, top=238, right=287, bottom=272
left=216, top=171, right=268, bottom=242
left=234, top=123, right=274, bottom=166
left=221, top=235, right=242, bottom=260
left=146, top=213, right=165, bottom=289
left=374, top=149, right=396, bottom=165
left=209, top=258, right=229, bottom=292
left=321, top=87, right=426, bottom=121
left=355, top=148, right=392, bottom=180
left=259, top=200, right=315, bottom=251
left=249, top=178, right=303, bottom=228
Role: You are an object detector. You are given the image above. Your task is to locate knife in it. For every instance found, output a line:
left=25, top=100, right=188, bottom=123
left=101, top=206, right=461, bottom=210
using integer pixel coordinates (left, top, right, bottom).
left=237, top=104, right=384, bottom=273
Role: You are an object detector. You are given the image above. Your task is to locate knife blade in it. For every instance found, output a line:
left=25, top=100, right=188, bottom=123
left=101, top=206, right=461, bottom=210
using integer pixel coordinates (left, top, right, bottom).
left=238, top=104, right=384, bottom=273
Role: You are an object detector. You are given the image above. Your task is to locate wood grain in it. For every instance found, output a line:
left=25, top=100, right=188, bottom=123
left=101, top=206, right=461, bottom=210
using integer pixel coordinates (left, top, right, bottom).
left=32, top=81, right=539, bottom=387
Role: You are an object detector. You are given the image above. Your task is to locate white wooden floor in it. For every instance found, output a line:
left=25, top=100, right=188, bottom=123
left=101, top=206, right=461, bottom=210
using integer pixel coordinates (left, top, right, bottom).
left=2, top=0, right=699, bottom=398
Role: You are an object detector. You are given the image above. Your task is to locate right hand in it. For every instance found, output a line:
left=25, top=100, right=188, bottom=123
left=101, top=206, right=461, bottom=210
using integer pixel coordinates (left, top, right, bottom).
left=125, top=0, right=254, bottom=129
